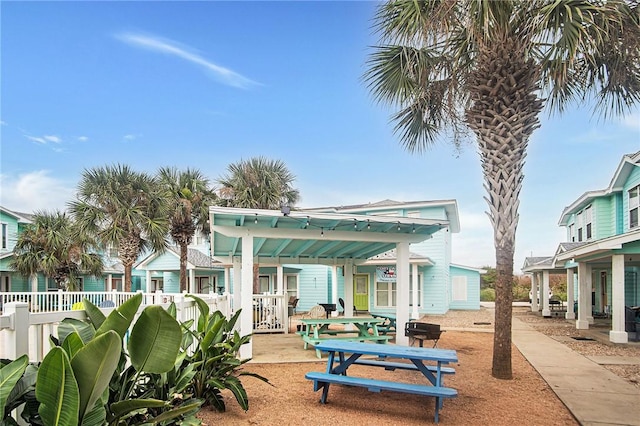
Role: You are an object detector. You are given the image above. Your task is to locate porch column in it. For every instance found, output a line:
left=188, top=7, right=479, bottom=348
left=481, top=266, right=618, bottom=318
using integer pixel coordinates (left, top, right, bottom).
left=107, top=274, right=113, bottom=291
left=542, top=270, right=551, bottom=317
left=331, top=266, right=339, bottom=317
left=146, top=270, right=151, bottom=292
left=565, top=268, right=575, bottom=320
left=411, top=263, right=419, bottom=319
left=276, top=265, right=284, bottom=294
left=224, top=266, right=230, bottom=294
left=233, top=256, right=242, bottom=312
left=610, top=255, right=628, bottom=343
left=344, top=259, right=354, bottom=318
left=395, top=241, right=410, bottom=346
left=189, top=269, right=196, bottom=293
left=530, top=273, right=538, bottom=312
left=239, top=236, right=254, bottom=359
left=30, top=274, right=38, bottom=292
left=577, top=262, right=591, bottom=329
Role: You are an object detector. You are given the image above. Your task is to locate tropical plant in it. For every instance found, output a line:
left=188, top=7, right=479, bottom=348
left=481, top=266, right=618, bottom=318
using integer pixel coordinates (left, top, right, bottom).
left=10, top=210, right=104, bottom=290
left=158, top=167, right=217, bottom=292
left=365, top=0, right=640, bottom=379
left=1, top=355, right=40, bottom=425
left=180, top=295, right=270, bottom=412
left=69, top=164, right=169, bottom=291
left=217, top=157, right=301, bottom=292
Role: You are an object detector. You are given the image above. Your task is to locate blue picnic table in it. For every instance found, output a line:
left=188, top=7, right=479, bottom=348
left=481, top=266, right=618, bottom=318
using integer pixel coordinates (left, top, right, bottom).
left=305, top=340, right=458, bottom=423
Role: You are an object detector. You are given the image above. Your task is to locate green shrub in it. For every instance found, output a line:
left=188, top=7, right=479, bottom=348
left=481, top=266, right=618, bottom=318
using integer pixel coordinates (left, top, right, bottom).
left=480, top=288, right=495, bottom=301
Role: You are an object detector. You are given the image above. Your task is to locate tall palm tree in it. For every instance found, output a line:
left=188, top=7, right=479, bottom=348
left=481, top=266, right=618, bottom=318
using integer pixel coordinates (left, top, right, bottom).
left=217, top=157, right=301, bottom=293
left=365, top=0, right=640, bottom=379
left=69, top=164, right=169, bottom=292
left=158, top=167, right=217, bottom=292
left=10, top=210, right=104, bottom=290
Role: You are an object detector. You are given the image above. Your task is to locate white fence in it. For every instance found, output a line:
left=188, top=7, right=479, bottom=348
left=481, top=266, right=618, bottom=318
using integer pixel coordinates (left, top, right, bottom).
left=0, top=292, right=230, bottom=362
left=252, top=293, right=287, bottom=333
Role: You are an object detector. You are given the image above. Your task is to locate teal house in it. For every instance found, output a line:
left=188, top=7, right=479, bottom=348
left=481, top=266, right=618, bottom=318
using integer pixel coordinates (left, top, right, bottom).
left=523, top=151, right=640, bottom=343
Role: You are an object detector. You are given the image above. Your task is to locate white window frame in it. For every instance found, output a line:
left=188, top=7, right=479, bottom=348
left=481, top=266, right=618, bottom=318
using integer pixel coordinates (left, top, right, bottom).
left=375, top=280, right=396, bottom=308
left=1, top=222, right=8, bottom=249
left=568, top=223, right=575, bottom=242
left=584, top=205, right=593, bottom=240
left=409, top=273, right=422, bottom=307
left=285, top=274, right=298, bottom=299
left=259, top=275, right=271, bottom=294
left=452, top=276, right=468, bottom=301
left=629, top=185, right=639, bottom=229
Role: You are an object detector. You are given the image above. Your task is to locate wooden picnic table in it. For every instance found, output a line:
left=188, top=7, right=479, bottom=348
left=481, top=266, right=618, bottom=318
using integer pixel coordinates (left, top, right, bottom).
left=297, top=317, right=390, bottom=358
left=371, top=313, right=397, bottom=335
left=305, top=340, right=458, bottom=423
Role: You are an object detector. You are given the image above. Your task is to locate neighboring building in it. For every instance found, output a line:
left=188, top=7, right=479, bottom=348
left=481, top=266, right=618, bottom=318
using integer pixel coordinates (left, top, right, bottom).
left=523, top=151, right=640, bottom=343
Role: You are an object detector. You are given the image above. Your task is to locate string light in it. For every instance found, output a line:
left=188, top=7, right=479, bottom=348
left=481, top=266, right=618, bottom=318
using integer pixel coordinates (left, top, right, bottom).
left=412, top=225, right=416, bottom=233
left=353, top=219, right=358, bottom=229
left=320, top=227, right=324, bottom=237
left=306, top=217, right=310, bottom=228
left=397, top=222, right=401, bottom=231
left=254, top=214, right=258, bottom=224
left=367, top=220, right=371, bottom=230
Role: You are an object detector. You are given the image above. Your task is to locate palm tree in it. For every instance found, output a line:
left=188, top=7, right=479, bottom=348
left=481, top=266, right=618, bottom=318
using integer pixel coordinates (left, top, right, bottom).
left=217, top=157, right=301, bottom=293
left=365, top=0, right=640, bottom=379
left=10, top=210, right=104, bottom=290
left=69, top=164, right=169, bottom=292
left=158, top=167, right=217, bottom=292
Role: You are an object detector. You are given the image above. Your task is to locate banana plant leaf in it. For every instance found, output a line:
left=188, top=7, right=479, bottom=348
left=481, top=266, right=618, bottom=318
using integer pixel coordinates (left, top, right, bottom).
left=36, top=347, right=79, bottom=426
left=95, top=293, right=142, bottom=339
left=128, top=306, right=181, bottom=374
left=70, top=331, right=121, bottom=424
left=145, top=400, right=203, bottom=424
left=58, top=318, right=95, bottom=345
left=0, top=355, right=29, bottom=417
left=62, top=332, right=85, bottom=360
left=108, top=398, right=166, bottom=419
left=82, top=299, right=107, bottom=330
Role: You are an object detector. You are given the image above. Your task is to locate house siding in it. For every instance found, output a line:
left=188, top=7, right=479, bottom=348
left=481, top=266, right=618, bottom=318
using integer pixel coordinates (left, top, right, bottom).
left=449, top=265, right=481, bottom=310
left=623, top=167, right=640, bottom=232
left=296, top=265, right=330, bottom=312
left=594, top=197, right=614, bottom=239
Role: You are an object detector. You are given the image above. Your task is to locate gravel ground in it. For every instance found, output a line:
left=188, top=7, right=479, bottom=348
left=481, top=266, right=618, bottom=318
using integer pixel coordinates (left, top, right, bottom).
left=420, top=306, right=640, bottom=389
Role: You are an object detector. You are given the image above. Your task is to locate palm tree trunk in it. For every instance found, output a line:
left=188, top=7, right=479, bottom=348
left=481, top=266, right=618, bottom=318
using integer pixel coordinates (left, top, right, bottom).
left=180, top=242, right=188, bottom=292
left=466, top=36, right=543, bottom=379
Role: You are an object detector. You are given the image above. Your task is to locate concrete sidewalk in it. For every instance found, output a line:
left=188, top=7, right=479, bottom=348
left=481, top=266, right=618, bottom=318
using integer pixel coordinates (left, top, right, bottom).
left=512, top=317, right=640, bottom=426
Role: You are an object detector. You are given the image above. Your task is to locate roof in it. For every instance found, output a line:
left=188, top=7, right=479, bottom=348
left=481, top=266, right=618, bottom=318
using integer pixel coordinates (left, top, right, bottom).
left=361, top=248, right=434, bottom=266
left=209, top=206, right=447, bottom=265
left=450, top=263, right=488, bottom=274
left=558, top=151, right=640, bottom=225
left=554, top=228, right=640, bottom=263
left=303, top=199, right=460, bottom=233
left=0, top=206, right=33, bottom=223
left=522, top=255, right=568, bottom=273
left=136, top=246, right=223, bottom=269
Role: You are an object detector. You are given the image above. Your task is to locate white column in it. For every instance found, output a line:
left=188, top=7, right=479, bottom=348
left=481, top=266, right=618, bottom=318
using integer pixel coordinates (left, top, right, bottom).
left=542, top=270, right=551, bottom=317
left=395, top=242, right=410, bottom=346
left=189, top=269, right=196, bottom=293
left=276, top=265, right=284, bottom=294
left=233, top=257, right=242, bottom=312
left=530, top=273, right=538, bottom=312
left=224, top=266, right=230, bottom=294
left=411, top=263, right=419, bottom=319
left=565, top=268, right=575, bottom=320
left=577, top=262, right=591, bottom=329
left=146, top=270, right=152, bottom=292
left=344, top=259, right=354, bottom=318
left=239, top=237, right=254, bottom=359
left=331, top=266, right=339, bottom=317
left=30, top=274, right=38, bottom=292
left=609, top=255, right=628, bottom=343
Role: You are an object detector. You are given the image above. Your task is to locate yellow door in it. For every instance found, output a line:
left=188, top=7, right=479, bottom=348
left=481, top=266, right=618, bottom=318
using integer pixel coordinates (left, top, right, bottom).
left=353, top=274, right=369, bottom=312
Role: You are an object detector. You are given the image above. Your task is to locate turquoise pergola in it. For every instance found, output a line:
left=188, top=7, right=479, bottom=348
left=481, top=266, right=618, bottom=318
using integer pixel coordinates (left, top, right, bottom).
left=208, top=206, right=447, bottom=358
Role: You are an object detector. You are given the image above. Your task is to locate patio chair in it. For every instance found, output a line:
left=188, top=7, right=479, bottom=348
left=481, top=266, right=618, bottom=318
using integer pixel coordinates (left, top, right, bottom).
left=339, top=298, right=358, bottom=316
left=288, top=297, right=299, bottom=316
left=308, top=304, right=326, bottom=319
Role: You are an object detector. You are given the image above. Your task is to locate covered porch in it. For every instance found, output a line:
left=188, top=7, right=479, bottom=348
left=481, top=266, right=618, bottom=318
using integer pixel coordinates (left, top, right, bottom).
left=209, top=206, right=447, bottom=358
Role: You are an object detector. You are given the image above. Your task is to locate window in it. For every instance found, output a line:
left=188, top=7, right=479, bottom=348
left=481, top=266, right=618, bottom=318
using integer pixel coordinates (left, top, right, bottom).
left=568, top=224, right=575, bottom=242
left=452, top=276, right=468, bottom=301
left=286, top=275, right=298, bottom=299
left=375, top=281, right=396, bottom=307
left=584, top=205, right=592, bottom=239
left=409, top=274, right=422, bottom=307
left=259, top=275, right=271, bottom=293
left=630, top=185, right=639, bottom=229
left=1, top=223, right=7, bottom=249
left=576, top=211, right=584, bottom=242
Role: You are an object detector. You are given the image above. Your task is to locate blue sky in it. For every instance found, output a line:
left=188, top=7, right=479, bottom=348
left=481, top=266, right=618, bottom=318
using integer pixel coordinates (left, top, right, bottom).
left=1, top=1, right=639, bottom=272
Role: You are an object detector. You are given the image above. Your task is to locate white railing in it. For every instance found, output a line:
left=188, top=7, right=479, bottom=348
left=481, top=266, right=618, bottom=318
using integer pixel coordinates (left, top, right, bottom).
left=0, top=293, right=230, bottom=362
left=252, top=293, right=287, bottom=333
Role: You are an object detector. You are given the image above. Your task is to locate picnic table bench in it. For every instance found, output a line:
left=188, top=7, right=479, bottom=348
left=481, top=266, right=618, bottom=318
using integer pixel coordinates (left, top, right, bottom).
left=371, top=313, right=396, bottom=335
left=297, top=317, right=390, bottom=358
left=305, top=340, right=458, bottom=423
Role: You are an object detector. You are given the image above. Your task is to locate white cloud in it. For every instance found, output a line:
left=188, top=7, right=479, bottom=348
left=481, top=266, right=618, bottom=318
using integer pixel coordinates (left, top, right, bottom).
left=0, top=120, right=6, bottom=126
left=123, top=134, right=139, bottom=141
left=0, top=171, right=75, bottom=212
left=115, top=32, right=260, bottom=89
left=25, top=134, right=62, bottom=144
left=77, top=136, right=89, bottom=142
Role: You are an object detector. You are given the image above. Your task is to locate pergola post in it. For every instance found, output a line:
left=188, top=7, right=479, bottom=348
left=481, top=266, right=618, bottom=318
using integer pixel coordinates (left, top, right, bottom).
left=240, top=236, right=254, bottom=359
left=395, top=242, right=410, bottom=346
left=411, top=263, right=419, bottom=319
left=530, top=273, right=538, bottom=312
left=542, top=270, right=551, bottom=317
left=331, top=265, right=339, bottom=317
left=344, top=259, right=354, bottom=318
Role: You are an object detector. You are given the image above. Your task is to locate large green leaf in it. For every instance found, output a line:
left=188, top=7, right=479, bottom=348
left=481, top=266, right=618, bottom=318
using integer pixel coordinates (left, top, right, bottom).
left=58, top=318, right=95, bottom=345
left=109, top=398, right=166, bottom=419
left=80, top=401, right=106, bottom=426
left=62, top=332, right=85, bottom=359
left=95, top=293, right=142, bottom=339
left=146, top=400, right=203, bottom=424
left=36, top=347, right=79, bottom=426
left=82, top=299, right=106, bottom=330
left=128, top=306, right=181, bottom=374
left=186, top=295, right=209, bottom=332
left=0, top=355, right=29, bottom=417
left=70, top=331, right=121, bottom=424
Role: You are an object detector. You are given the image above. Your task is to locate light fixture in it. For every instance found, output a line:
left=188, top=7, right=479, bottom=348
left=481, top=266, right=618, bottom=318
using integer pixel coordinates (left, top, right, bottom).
left=354, top=219, right=358, bottom=229
left=412, top=225, right=416, bottom=233
left=397, top=222, right=401, bottom=231
left=367, top=220, right=371, bottom=230
left=306, top=217, right=310, bottom=227
left=254, top=214, right=258, bottom=224
left=320, top=227, right=324, bottom=237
